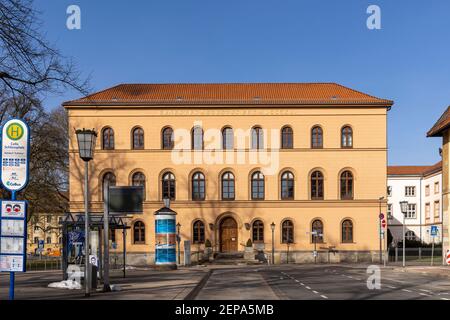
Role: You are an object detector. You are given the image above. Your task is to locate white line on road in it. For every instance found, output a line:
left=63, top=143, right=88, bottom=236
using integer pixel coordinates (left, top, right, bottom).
left=321, top=295, right=328, bottom=299
left=419, top=293, right=431, bottom=297
left=419, top=289, right=432, bottom=293
left=441, top=298, right=450, bottom=301
left=295, top=280, right=299, bottom=283
left=305, top=286, right=311, bottom=290
left=300, top=283, right=304, bottom=286
left=313, top=291, right=319, bottom=294
left=402, top=289, right=412, bottom=293
left=387, top=286, right=397, bottom=289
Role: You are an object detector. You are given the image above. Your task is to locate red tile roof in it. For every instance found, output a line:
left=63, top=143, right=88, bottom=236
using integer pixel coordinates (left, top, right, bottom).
left=63, top=83, right=393, bottom=107
left=388, top=161, right=442, bottom=176
left=427, top=106, right=450, bottom=137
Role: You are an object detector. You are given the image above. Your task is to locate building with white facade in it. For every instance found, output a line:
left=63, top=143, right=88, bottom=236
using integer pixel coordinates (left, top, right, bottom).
left=387, top=162, right=443, bottom=245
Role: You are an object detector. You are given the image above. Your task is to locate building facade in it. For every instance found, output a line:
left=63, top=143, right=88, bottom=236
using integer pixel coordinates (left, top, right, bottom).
left=387, top=163, right=443, bottom=245
left=427, top=106, right=450, bottom=262
left=64, top=83, right=393, bottom=265
left=27, top=213, right=64, bottom=256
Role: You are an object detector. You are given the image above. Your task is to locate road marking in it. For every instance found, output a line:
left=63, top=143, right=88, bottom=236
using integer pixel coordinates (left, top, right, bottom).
left=419, top=289, right=432, bottom=293
left=419, top=293, right=431, bottom=297
left=306, top=286, right=311, bottom=290
left=300, top=283, right=305, bottom=286
left=295, top=280, right=299, bottom=283
left=313, top=290, right=319, bottom=294
left=321, top=295, right=328, bottom=299
left=353, top=277, right=362, bottom=281
left=402, top=289, right=412, bottom=293
left=387, top=285, right=397, bottom=289
left=441, top=298, right=450, bottom=301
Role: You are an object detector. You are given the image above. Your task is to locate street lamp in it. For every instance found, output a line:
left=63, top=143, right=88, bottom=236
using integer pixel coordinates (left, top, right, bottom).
left=75, top=129, right=97, bottom=297
left=176, top=223, right=181, bottom=265
left=270, top=222, right=275, bottom=265
left=399, top=201, right=409, bottom=268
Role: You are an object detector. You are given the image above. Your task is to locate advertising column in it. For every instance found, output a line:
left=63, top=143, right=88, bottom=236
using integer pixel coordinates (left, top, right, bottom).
left=154, top=207, right=177, bottom=270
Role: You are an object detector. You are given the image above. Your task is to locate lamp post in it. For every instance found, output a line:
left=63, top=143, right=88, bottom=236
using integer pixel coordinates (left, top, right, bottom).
left=176, top=223, right=181, bottom=265
left=270, top=222, right=275, bottom=265
left=400, top=201, right=409, bottom=268
left=75, top=129, right=97, bottom=297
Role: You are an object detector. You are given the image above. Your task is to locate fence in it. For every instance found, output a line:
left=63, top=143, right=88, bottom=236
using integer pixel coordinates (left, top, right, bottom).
left=388, top=247, right=443, bottom=265
left=26, top=256, right=62, bottom=271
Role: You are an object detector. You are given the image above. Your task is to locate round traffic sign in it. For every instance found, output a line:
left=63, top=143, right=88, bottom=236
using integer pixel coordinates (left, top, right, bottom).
left=379, top=213, right=385, bottom=220
left=381, top=219, right=387, bottom=229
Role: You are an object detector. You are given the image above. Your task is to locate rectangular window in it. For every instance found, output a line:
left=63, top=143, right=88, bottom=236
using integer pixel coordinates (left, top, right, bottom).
left=425, top=203, right=430, bottom=220
left=434, top=182, right=440, bottom=194
left=406, top=204, right=416, bottom=219
left=387, top=186, right=392, bottom=197
left=434, top=201, right=440, bottom=219
left=405, top=186, right=416, bottom=197
left=387, top=204, right=393, bottom=220
left=47, top=216, right=52, bottom=223
left=425, top=185, right=430, bottom=197
left=34, top=237, right=39, bottom=244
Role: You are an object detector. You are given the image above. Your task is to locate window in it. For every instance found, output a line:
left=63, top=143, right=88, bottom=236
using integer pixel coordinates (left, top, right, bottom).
left=222, top=127, right=234, bottom=150
left=132, top=172, right=146, bottom=200
left=311, top=126, right=323, bottom=148
left=109, top=229, right=116, bottom=242
left=405, top=186, right=416, bottom=197
left=311, top=220, right=324, bottom=243
left=251, top=127, right=264, bottom=150
left=192, top=126, right=204, bottom=150
left=162, top=127, right=174, bottom=150
left=46, top=237, right=51, bottom=244
left=434, top=182, right=440, bottom=194
left=34, top=226, right=39, bottom=231
left=340, top=171, right=354, bottom=200
left=425, top=203, right=431, bottom=220
left=102, top=172, right=116, bottom=199
left=193, top=220, right=205, bottom=244
left=341, top=126, right=353, bottom=148
left=406, top=204, right=416, bottom=219
left=132, top=127, right=144, bottom=150
left=58, top=237, right=62, bottom=244
left=342, top=220, right=353, bottom=243
left=34, top=237, right=39, bottom=244
left=133, top=221, right=145, bottom=244
left=252, top=220, right=264, bottom=242
left=311, top=171, right=324, bottom=200
left=281, top=126, right=293, bottom=149
left=221, top=172, right=235, bottom=200
left=281, top=171, right=294, bottom=200
left=192, top=172, right=206, bottom=201
left=162, top=172, right=176, bottom=200
left=251, top=171, right=265, bottom=200
left=47, top=216, right=52, bottom=223
left=282, top=220, right=294, bottom=244
left=58, top=217, right=63, bottom=223
left=387, top=186, right=392, bottom=197
left=405, top=231, right=416, bottom=241
left=102, top=127, right=114, bottom=150
left=387, top=204, right=393, bottom=220
left=434, top=201, right=440, bottom=219
left=425, top=185, right=430, bottom=197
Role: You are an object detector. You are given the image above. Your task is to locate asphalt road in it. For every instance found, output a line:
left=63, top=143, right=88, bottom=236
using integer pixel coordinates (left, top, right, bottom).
left=194, top=265, right=450, bottom=300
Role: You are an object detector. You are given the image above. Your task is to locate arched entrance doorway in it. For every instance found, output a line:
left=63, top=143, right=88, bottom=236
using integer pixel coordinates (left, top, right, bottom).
left=220, top=217, right=238, bottom=252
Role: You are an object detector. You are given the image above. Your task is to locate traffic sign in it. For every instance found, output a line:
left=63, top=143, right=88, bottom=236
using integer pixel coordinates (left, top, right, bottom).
left=430, top=226, right=438, bottom=237
left=447, top=250, right=450, bottom=266
left=381, top=219, right=387, bottom=229
left=379, top=213, right=385, bottom=220
left=0, top=119, right=30, bottom=192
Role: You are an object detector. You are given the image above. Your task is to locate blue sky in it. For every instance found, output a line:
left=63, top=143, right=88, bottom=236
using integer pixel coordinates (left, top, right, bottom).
left=34, top=0, right=450, bottom=165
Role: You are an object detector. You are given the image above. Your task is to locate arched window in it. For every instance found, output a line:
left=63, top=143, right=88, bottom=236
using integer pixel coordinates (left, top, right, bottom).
left=342, top=220, right=353, bottom=243
left=311, top=220, right=324, bottom=243
left=311, top=126, right=323, bottom=149
left=102, top=172, right=116, bottom=199
left=252, top=220, right=264, bottom=242
left=133, top=221, right=145, bottom=244
left=162, top=127, right=174, bottom=150
left=311, top=171, right=324, bottom=200
left=193, top=220, right=205, bottom=244
left=281, top=171, right=295, bottom=200
left=132, top=127, right=144, bottom=150
left=222, top=127, right=234, bottom=150
left=282, top=220, right=294, bottom=244
left=251, top=171, right=265, bottom=200
left=192, top=172, right=206, bottom=201
left=251, top=126, right=264, bottom=150
left=221, top=172, right=235, bottom=200
left=132, top=172, right=146, bottom=200
left=162, top=172, right=176, bottom=200
left=405, top=231, right=416, bottom=241
left=281, top=126, right=293, bottom=149
left=341, top=126, right=353, bottom=148
left=340, top=171, right=354, bottom=200
left=102, top=127, right=115, bottom=150
left=192, top=126, right=204, bottom=150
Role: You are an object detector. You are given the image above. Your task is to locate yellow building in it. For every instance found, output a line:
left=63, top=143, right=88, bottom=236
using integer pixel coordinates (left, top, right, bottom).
left=427, top=106, right=450, bottom=262
left=27, top=213, right=64, bottom=256
left=63, top=83, right=393, bottom=265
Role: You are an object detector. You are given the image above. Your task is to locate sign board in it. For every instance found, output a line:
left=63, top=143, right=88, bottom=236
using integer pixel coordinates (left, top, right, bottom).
left=379, top=213, right=385, bottom=220
left=447, top=250, right=450, bottom=266
left=1, top=119, right=30, bottom=192
left=430, top=226, right=438, bottom=237
left=0, top=201, right=27, bottom=272
left=108, top=186, right=144, bottom=215
left=381, top=219, right=387, bottom=229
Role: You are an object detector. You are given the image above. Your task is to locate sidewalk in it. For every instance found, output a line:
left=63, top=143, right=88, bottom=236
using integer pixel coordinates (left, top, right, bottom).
left=0, top=267, right=209, bottom=300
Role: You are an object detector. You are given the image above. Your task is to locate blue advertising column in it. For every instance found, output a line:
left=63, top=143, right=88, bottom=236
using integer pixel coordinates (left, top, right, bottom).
left=154, top=206, right=177, bottom=270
